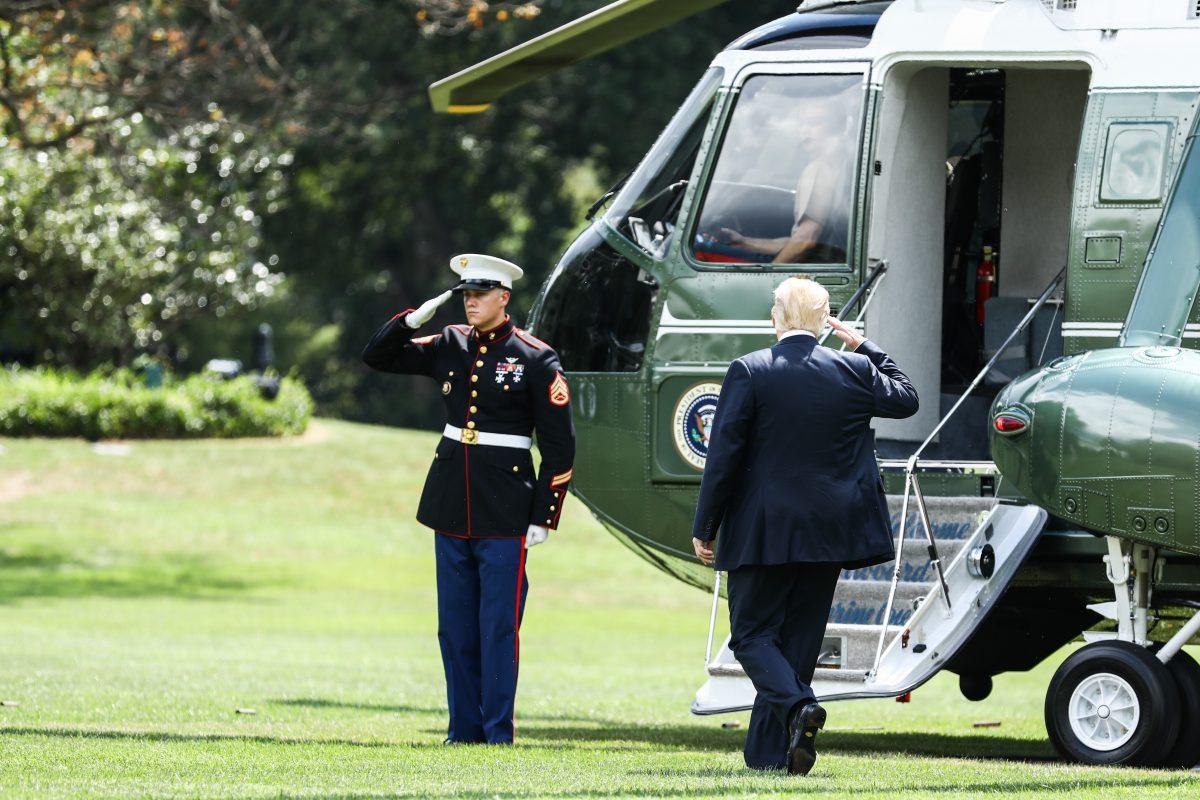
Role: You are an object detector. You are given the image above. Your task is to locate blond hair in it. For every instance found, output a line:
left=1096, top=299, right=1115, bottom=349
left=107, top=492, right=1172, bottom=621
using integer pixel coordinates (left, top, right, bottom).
left=772, top=277, right=829, bottom=335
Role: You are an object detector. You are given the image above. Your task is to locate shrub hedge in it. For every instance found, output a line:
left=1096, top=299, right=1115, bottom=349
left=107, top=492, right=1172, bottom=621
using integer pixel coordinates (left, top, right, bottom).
left=0, top=368, right=312, bottom=439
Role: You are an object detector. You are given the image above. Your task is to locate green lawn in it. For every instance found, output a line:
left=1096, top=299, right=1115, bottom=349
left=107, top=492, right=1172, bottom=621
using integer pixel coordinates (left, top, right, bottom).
left=0, top=420, right=1197, bottom=798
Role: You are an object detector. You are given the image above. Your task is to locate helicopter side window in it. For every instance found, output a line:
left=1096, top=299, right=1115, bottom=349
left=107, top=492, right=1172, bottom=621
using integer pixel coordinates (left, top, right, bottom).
left=603, top=68, right=723, bottom=259
left=535, top=228, right=657, bottom=373
left=692, top=73, right=863, bottom=269
left=1099, top=122, right=1170, bottom=204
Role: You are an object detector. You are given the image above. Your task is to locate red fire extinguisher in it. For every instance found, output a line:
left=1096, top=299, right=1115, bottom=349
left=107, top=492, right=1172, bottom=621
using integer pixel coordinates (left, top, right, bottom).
left=975, top=245, right=996, bottom=327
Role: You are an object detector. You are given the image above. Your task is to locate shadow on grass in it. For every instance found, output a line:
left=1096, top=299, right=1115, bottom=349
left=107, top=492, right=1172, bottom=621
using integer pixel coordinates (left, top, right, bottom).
left=516, top=722, right=1058, bottom=761
left=0, top=548, right=260, bottom=603
left=273, top=698, right=602, bottom=724
left=0, top=725, right=394, bottom=749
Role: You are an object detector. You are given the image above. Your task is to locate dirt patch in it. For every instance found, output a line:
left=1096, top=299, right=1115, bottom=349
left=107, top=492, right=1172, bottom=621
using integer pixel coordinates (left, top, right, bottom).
left=0, top=471, right=34, bottom=503
left=287, top=419, right=331, bottom=445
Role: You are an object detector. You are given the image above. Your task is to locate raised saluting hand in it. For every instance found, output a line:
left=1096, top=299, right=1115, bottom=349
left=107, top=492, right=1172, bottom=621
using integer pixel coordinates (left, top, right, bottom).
left=406, top=290, right=454, bottom=328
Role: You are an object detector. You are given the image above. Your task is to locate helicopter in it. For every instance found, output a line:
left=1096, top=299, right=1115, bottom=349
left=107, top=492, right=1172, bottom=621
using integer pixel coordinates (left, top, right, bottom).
left=430, top=0, right=1200, bottom=768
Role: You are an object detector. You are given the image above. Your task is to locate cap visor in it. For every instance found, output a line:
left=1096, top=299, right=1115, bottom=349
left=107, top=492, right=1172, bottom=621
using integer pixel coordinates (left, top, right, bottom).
left=452, top=279, right=507, bottom=293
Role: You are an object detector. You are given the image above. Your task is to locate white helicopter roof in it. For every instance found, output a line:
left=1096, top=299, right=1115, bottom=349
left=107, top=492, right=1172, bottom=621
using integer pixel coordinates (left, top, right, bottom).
left=714, top=0, right=1200, bottom=90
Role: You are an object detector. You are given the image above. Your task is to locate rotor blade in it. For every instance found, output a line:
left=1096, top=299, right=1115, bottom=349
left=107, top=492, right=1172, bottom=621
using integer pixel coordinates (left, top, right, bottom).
left=429, top=0, right=733, bottom=114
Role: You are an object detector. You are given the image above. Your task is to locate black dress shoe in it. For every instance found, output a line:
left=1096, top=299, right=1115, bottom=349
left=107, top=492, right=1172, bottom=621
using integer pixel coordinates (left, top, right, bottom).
left=786, top=701, right=827, bottom=775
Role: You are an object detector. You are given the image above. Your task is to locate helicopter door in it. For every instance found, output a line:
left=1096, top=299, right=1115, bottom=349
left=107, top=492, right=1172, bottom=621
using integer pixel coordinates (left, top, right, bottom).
left=650, top=62, right=872, bottom=485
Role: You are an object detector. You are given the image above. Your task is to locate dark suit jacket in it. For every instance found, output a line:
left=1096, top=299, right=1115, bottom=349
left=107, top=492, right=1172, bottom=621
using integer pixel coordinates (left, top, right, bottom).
left=691, top=335, right=918, bottom=571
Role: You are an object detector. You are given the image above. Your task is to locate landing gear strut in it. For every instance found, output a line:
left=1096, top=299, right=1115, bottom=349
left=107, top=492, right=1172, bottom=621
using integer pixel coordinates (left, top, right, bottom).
left=1044, top=538, right=1200, bottom=767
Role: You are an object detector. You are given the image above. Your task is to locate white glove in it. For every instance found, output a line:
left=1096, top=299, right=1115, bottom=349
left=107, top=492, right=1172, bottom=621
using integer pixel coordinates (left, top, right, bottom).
left=406, top=290, right=454, bottom=329
left=525, top=525, right=550, bottom=548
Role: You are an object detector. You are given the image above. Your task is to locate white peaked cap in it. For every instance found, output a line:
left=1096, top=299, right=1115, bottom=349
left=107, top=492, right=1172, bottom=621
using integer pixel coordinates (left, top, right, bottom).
left=449, top=253, right=524, bottom=291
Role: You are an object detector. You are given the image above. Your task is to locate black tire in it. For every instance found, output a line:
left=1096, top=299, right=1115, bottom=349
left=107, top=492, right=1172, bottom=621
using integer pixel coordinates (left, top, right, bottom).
left=1159, top=648, right=1200, bottom=769
left=1045, top=641, right=1181, bottom=766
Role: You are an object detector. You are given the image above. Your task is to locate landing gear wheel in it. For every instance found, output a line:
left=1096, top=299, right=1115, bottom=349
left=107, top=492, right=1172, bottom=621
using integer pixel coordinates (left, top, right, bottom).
left=1045, top=641, right=1180, bottom=766
left=1157, top=647, right=1200, bottom=769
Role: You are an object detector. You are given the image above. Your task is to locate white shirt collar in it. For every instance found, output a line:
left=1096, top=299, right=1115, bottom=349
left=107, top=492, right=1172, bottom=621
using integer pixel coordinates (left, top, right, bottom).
left=778, top=329, right=816, bottom=341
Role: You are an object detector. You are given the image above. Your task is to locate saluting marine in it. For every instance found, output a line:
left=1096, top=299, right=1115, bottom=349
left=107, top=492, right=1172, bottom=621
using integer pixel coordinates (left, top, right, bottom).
left=362, top=254, right=576, bottom=745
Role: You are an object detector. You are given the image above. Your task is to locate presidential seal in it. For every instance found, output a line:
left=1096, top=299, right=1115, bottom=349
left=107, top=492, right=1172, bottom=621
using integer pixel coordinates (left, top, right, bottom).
left=672, top=382, right=722, bottom=470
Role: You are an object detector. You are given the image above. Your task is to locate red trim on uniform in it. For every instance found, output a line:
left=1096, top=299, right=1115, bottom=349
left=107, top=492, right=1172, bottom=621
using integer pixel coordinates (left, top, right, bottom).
left=514, top=329, right=546, bottom=350
left=512, top=539, right=527, bottom=741
left=463, top=445, right=472, bottom=538
left=462, top=332, right=486, bottom=538
left=434, top=529, right=524, bottom=539
left=390, top=307, right=416, bottom=322
left=473, top=315, right=514, bottom=345
left=550, top=492, right=566, bottom=528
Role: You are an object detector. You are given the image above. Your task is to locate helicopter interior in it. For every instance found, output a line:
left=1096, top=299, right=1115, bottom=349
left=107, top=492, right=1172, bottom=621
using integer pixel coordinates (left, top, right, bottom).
left=866, top=64, right=1090, bottom=461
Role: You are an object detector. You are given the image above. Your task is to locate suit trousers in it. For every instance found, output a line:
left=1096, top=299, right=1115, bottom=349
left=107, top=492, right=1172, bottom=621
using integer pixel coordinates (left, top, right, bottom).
left=434, top=534, right=529, bottom=744
left=727, top=561, right=843, bottom=770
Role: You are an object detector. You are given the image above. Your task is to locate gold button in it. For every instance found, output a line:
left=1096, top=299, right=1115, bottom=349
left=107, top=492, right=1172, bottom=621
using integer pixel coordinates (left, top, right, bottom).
left=550, top=505, right=556, bottom=511
left=546, top=519, right=552, bottom=524
left=467, top=421, right=476, bottom=430
left=490, top=333, right=496, bottom=340
left=470, top=406, right=477, bottom=414
left=512, top=466, right=519, bottom=473
left=476, top=360, right=484, bottom=367
left=471, top=390, right=478, bottom=398
left=449, top=371, right=455, bottom=377
left=480, top=346, right=488, bottom=354
left=471, top=375, right=478, bottom=383
left=503, top=385, right=510, bottom=391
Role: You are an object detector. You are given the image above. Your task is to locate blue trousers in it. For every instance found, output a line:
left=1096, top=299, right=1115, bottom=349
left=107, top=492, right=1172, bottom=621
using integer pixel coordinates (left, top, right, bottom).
left=727, top=562, right=843, bottom=770
left=434, top=534, right=529, bottom=744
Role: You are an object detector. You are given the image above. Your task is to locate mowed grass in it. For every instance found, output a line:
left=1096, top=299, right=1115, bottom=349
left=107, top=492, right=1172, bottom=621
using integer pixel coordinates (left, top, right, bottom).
left=0, top=420, right=1197, bottom=799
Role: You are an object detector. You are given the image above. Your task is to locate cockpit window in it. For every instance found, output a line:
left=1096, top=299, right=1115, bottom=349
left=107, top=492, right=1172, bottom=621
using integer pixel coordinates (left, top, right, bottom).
left=691, top=73, right=863, bottom=269
left=603, top=68, right=723, bottom=259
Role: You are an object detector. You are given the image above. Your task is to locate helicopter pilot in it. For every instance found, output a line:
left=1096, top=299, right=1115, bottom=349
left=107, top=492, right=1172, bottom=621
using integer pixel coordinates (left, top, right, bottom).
left=362, top=254, right=576, bottom=745
left=713, top=94, right=853, bottom=265
left=691, top=277, right=918, bottom=774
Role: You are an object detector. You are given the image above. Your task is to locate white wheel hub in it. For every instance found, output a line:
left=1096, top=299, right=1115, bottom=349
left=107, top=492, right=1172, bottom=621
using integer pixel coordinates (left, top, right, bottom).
left=1068, top=672, right=1140, bottom=752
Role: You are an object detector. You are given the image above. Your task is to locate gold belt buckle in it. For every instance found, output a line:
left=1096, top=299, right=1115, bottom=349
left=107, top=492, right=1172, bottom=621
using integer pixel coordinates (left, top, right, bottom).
left=460, top=428, right=478, bottom=445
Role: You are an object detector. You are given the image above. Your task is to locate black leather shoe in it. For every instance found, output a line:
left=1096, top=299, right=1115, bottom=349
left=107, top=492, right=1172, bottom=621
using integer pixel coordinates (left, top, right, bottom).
left=786, top=702, right=826, bottom=775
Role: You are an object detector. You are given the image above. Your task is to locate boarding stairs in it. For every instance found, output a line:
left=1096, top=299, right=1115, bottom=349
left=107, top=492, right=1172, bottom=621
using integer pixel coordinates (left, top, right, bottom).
left=693, top=269, right=1067, bottom=714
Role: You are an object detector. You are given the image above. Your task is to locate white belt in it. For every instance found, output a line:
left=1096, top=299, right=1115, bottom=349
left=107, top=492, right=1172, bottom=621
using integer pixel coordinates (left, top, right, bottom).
left=443, top=424, right=532, bottom=449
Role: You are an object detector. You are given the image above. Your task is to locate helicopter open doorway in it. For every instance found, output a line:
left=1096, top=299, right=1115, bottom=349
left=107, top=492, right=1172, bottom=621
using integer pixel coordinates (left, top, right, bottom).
left=866, top=63, right=1091, bottom=462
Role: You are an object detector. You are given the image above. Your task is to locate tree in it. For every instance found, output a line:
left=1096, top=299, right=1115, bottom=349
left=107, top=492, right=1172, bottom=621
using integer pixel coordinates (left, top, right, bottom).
left=409, top=0, right=544, bottom=34
left=0, top=118, right=288, bottom=366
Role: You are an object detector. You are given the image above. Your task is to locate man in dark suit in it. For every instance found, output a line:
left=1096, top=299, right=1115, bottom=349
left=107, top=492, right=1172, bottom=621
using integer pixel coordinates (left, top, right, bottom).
left=691, top=276, right=918, bottom=774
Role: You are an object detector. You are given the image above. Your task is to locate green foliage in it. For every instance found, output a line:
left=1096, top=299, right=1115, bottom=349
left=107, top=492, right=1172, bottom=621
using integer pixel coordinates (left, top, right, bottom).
left=0, top=0, right=767, bottom=428
left=0, top=367, right=311, bottom=439
left=0, top=117, right=289, bottom=367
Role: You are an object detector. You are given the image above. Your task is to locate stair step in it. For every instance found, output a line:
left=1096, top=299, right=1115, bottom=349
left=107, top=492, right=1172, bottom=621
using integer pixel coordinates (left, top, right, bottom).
left=841, top=538, right=965, bottom=584
left=707, top=662, right=871, bottom=684
left=829, top=580, right=933, bottom=627
left=814, top=667, right=870, bottom=683
left=886, top=495, right=997, bottom=541
left=820, top=624, right=898, bottom=672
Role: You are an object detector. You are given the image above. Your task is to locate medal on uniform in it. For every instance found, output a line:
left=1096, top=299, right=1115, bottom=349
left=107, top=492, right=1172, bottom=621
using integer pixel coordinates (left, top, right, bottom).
left=495, top=358, right=525, bottom=385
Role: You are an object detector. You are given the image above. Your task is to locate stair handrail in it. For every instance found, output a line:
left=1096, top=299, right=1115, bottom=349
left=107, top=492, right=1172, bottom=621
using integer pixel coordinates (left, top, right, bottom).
left=870, top=267, right=1066, bottom=678
left=820, top=260, right=889, bottom=350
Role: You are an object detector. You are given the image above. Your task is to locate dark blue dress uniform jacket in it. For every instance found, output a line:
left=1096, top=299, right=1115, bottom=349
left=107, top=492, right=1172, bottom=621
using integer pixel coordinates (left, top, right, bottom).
left=691, top=335, right=918, bottom=571
left=362, top=312, right=576, bottom=537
